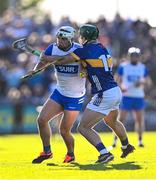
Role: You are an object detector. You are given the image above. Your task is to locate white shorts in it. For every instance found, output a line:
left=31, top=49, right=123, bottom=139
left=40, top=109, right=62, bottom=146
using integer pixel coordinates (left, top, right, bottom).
left=87, top=86, right=122, bottom=115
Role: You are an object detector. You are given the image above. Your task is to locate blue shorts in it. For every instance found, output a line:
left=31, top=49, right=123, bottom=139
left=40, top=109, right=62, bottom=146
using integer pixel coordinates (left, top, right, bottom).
left=120, top=97, right=145, bottom=111
left=50, top=89, right=85, bottom=111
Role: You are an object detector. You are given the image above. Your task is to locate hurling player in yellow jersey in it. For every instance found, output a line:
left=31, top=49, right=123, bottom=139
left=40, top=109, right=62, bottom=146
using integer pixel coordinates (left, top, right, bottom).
left=39, top=24, right=135, bottom=163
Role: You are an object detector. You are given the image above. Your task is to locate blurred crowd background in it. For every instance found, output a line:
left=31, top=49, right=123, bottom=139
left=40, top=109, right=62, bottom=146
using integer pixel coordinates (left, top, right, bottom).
left=1, top=4, right=156, bottom=133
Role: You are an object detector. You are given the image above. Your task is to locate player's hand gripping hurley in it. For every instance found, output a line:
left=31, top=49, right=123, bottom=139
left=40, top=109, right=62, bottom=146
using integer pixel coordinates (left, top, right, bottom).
left=12, top=38, right=41, bottom=56
left=12, top=38, right=54, bottom=79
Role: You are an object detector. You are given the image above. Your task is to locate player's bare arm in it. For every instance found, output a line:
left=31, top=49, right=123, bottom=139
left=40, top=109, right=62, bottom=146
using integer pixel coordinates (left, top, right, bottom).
left=40, top=53, right=87, bottom=78
left=24, top=52, right=75, bottom=77
left=25, top=56, right=50, bottom=77
left=40, top=53, right=78, bottom=65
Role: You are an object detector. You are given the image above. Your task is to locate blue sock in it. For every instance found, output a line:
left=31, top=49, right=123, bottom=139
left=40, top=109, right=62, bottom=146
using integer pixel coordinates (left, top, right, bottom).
left=96, top=143, right=106, bottom=151
left=121, top=138, right=129, bottom=147
left=44, top=145, right=51, bottom=154
left=95, top=143, right=108, bottom=154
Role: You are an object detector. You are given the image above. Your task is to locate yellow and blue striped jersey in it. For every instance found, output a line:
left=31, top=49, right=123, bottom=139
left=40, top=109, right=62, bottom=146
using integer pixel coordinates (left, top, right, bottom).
left=71, top=43, right=118, bottom=94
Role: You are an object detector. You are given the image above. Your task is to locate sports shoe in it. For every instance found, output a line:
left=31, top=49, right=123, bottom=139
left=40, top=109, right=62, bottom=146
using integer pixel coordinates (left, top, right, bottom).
left=63, top=154, right=75, bottom=163
left=95, top=152, right=114, bottom=163
left=138, top=143, right=144, bottom=147
left=121, top=144, right=135, bottom=158
left=32, top=152, right=52, bottom=164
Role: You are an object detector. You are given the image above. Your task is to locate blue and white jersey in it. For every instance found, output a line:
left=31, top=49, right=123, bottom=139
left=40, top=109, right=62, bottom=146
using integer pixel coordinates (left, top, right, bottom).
left=117, top=61, right=148, bottom=98
left=44, top=42, right=86, bottom=98
left=71, top=43, right=118, bottom=94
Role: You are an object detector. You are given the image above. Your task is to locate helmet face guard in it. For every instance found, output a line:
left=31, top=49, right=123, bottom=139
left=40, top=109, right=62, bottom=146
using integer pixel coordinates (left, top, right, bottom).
left=56, top=26, right=76, bottom=51
left=56, top=26, right=76, bottom=41
left=79, top=24, right=99, bottom=42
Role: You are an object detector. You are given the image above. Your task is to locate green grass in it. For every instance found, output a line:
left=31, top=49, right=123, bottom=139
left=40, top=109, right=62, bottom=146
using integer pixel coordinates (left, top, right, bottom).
left=0, top=132, right=156, bottom=180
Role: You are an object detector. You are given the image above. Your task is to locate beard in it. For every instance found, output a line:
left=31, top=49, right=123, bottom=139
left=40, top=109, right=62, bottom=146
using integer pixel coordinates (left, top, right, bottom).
left=57, top=42, right=72, bottom=51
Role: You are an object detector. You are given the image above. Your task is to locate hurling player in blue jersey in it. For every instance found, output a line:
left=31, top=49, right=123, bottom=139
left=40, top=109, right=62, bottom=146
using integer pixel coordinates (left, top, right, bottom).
left=40, top=24, right=135, bottom=163
left=29, top=26, right=86, bottom=164
left=112, top=47, right=150, bottom=148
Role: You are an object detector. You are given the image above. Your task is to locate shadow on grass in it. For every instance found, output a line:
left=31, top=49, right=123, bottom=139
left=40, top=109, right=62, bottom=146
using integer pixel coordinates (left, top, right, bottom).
left=47, top=161, right=142, bottom=171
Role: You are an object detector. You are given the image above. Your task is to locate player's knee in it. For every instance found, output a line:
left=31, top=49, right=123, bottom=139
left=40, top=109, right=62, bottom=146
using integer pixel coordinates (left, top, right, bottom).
left=60, top=127, right=70, bottom=137
left=105, top=119, right=114, bottom=127
left=118, top=117, right=125, bottom=123
left=60, top=129, right=70, bottom=137
left=37, top=116, right=47, bottom=126
left=77, top=124, right=82, bottom=134
left=105, top=119, right=119, bottom=130
left=77, top=123, right=86, bottom=134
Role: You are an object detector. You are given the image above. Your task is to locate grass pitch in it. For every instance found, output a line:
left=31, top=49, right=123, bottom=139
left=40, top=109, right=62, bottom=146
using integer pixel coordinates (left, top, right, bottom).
left=0, top=132, right=156, bottom=180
